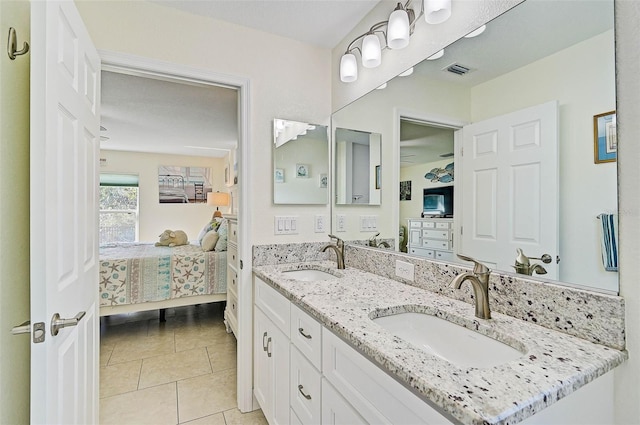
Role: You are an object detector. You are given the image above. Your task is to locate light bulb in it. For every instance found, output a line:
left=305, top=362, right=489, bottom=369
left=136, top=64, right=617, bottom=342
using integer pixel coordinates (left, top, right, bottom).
left=424, top=0, right=451, bottom=24
left=376, top=83, right=387, bottom=90
left=464, top=25, right=486, bottom=38
left=427, top=49, right=444, bottom=60
left=340, top=53, right=358, bottom=82
left=399, top=67, right=414, bottom=77
left=387, top=6, right=410, bottom=50
left=362, top=34, right=381, bottom=68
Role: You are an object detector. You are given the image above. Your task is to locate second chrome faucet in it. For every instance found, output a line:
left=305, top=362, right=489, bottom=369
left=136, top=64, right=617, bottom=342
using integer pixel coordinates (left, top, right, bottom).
left=451, top=254, right=492, bottom=319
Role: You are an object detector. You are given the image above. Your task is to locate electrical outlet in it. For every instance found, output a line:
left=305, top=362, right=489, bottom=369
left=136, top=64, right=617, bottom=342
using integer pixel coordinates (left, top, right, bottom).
left=314, top=215, right=327, bottom=233
left=336, top=214, right=346, bottom=232
left=395, top=260, right=415, bottom=281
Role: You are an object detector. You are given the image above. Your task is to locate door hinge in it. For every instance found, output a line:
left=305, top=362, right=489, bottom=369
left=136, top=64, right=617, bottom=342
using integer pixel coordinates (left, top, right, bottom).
left=240, top=259, right=243, bottom=270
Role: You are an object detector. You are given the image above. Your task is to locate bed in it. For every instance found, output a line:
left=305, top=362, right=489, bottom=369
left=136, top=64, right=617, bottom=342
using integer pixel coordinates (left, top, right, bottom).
left=99, top=243, right=227, bottom=318
left=158, top=174, right=189, bottom=203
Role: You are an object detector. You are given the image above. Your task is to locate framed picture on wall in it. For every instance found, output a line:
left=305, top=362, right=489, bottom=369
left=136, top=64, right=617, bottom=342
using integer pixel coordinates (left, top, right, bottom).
left=274, top=168, right=284, bottom=183
left=400, top=180, right=411, bottom=201
left=296, top=164, right=309, bottom=178
left=594, top=110, right=617, bottom=163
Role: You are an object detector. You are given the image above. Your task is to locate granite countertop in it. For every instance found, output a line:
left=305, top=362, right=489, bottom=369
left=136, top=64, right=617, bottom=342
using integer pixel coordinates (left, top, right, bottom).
left=253, top=261, right=627, bottom=425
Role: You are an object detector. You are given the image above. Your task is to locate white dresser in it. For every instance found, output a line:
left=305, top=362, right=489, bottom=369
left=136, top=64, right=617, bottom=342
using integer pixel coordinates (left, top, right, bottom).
left=408, top=217, right=454, bottom=261
left=224, top=215, right=239, bottom=336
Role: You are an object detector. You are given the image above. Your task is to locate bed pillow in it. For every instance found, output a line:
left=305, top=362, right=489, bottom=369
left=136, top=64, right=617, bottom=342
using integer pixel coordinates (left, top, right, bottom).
left=214, top=219, right=228, bottom=252
left=201, top=230, right=220, bottom=252
left=197, top=220, right=221, bottom=245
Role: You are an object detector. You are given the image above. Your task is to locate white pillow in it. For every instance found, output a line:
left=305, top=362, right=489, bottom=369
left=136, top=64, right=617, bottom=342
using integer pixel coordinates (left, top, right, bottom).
left=201, top=230, right=220, bottom=252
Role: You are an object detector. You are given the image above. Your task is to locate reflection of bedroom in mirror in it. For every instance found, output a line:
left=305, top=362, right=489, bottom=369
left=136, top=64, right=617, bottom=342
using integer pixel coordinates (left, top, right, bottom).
left=158, top=165, right=213, bottom=204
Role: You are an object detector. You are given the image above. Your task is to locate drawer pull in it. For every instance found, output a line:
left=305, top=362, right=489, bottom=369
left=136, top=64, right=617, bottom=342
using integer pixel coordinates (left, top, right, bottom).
left=298, top=328, right=312, bottom=339
left=262, top=332, right=268, bottom=351
left=266, top=337, right=272, bottom=357
left=298, top=384, right=312, bottom=400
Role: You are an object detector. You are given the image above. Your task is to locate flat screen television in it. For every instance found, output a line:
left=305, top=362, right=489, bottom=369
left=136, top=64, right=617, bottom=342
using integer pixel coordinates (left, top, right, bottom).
left=423, top=186, right=454, bottom=217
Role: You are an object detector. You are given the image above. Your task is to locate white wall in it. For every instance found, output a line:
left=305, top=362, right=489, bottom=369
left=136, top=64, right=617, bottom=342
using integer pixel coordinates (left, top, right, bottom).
left=0, top=1, right=31, bottom=423
left=100, top=150, right=225, bottom=242
left=77, top=0, right=332, bottom=244
left=470, top=30, right=617, bottom=292
left=614, top=1, right=640, bottom=421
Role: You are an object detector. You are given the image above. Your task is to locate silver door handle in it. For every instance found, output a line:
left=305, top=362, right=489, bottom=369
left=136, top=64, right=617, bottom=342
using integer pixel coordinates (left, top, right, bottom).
left=51, top=311, right=86, bottom=336
left=11, top=320, right=30, bottom=335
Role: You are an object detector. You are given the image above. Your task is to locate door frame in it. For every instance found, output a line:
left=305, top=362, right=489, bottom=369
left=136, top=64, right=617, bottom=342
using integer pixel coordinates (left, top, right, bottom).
left=393, top=108, right=467, bottom=253
left=99, top=50, right=254, bottom=411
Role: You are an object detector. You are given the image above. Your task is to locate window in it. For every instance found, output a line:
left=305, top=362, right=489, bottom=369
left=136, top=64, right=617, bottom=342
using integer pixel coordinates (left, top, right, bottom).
left=99, top=174, right=139, bottom=245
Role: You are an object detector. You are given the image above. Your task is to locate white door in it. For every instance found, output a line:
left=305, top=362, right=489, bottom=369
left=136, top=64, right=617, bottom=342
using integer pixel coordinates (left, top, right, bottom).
left=30, top=1, right=101, bottom=423
left=460, top=101, right=558, bottom=278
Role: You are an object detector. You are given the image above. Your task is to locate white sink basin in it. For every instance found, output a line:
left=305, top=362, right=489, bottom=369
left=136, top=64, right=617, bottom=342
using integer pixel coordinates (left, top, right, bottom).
left=373, top=312, right=524, bottom=368
left=282, top=269, right=338, bottom=281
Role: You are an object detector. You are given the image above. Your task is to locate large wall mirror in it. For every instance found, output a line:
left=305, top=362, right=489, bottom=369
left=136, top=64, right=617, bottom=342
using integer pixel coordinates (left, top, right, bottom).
left=331, top=0, right=618, bottom=294
left=273, top=119, right=329, bottom=205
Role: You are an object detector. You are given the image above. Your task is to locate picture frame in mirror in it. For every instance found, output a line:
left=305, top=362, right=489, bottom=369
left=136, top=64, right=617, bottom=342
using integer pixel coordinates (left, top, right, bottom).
left=594, top=110, right=617, bottom=164
left=296, top=163, right=310, bottom=178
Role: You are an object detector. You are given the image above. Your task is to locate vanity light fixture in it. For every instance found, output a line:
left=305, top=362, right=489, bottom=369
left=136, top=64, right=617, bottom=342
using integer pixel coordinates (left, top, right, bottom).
left=424, top=0, right=452, bottom=24
left=341, top=0, right=436, bottom=83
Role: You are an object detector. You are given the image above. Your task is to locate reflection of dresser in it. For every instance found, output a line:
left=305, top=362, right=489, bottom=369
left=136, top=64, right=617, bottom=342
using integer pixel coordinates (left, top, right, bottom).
left=408, top=218, right=454, bottom=262
left=224, top=216, right=239, bottom=337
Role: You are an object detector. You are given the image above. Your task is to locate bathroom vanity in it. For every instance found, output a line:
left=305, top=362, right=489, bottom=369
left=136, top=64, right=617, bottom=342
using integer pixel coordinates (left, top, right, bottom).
left=252, top=259, right=625, bottom=425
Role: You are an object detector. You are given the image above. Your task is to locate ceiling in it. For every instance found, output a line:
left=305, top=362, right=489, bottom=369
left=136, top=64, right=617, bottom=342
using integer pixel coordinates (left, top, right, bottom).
left=150, top=0, right=384, bottom=49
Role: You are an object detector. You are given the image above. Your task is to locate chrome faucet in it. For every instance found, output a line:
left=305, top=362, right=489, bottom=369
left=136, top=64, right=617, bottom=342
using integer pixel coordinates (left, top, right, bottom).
left=368, top=232, right=391, bottom=248
left=513, top=248, right=551, bottom=276
left=322, top=234, right=345, bottom=269
left=451, top=254, right=492, bottom=319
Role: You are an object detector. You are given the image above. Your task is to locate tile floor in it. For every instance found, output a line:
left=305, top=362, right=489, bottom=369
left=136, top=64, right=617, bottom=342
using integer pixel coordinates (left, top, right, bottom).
left=100, top=302, right=267, bottom=425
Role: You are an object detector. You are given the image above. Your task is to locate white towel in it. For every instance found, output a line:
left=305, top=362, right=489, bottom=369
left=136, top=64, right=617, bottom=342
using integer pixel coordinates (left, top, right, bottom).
left=598, top=213, right=618, bottom=272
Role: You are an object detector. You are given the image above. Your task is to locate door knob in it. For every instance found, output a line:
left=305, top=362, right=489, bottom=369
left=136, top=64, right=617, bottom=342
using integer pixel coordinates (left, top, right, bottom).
left=50, top=311, right=86, bottom=336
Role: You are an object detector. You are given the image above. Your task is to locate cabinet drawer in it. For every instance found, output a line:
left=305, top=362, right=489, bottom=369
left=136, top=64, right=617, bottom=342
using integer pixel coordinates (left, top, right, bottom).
left=227, top=242, right=238, bottom=265
left=322, top=328, right=452, bottom=424
left=290, top=304, right=322, bottom=370
left=228, top=220, right=238, bottom=243
left=255, top=277, right=291, bottom=336
left=435, top=221, right=450, bottom=229
left=290, top=347, right=321, bottom=424
left=435, top=251, right=454, bottom=262
left=226, top=290, right=238, bottom=322
left=422, top=229, right=449, bottom=240
left=409, top=247, right=435, bottom=259
left=422, top=239, right=450, bottom=250
left=409, top=221, right=422, bottom=228
left=227, top=265, right=238, bottom=294
left=422, top=221, right=436, bottom=229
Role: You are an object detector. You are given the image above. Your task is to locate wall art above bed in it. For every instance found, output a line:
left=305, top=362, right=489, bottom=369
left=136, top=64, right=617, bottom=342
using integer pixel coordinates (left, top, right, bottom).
left=158, top=165, right=213, bottom=204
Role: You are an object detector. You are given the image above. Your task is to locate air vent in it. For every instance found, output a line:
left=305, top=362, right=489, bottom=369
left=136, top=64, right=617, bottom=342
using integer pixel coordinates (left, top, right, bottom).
left=445, top=63, right=471, bottom=76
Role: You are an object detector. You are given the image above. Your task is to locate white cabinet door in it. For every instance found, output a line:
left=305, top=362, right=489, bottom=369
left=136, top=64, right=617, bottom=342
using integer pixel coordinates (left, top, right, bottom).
left=321, top=378, right=367, bottom=425
left=254, top=303, right=290, bottom=425
left=461, top=101, right=558, bottom=277
left=30, top=1, right=100, bottom=423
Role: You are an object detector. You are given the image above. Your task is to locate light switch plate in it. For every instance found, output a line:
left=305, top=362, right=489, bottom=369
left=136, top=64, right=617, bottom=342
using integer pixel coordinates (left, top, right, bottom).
left=395, top=260, right=415, bottom=281
left=274, top=216, right=298, bottom=235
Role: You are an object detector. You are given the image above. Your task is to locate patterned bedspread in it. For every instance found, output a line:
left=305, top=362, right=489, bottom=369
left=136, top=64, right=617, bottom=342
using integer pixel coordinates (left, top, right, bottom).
left=99, top=243, right=227, bottom=307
